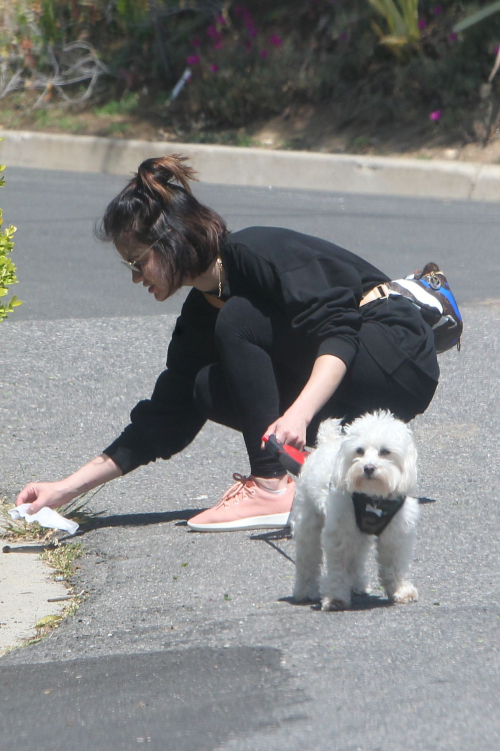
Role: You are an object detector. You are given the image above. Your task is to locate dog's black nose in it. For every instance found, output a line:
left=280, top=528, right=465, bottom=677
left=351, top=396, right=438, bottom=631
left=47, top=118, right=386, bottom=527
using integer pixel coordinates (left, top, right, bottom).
left=363, top=464, right=376, bottom=477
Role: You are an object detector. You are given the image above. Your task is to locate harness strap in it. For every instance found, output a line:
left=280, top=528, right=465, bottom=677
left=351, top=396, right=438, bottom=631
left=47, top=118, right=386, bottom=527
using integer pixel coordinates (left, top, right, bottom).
left=351, top=493, right=406, bottom=536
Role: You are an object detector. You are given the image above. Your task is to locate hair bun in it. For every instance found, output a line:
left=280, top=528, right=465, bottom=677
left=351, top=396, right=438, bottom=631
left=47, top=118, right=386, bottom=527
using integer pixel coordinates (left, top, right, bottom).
left=136, top=154, right=198, bottom=202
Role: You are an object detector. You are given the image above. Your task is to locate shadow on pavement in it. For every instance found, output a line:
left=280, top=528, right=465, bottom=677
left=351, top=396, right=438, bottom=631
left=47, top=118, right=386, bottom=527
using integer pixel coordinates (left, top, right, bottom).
left=280, top=594, right=393, bottom=611
left=250, top=528, right=295, bottom=564
left=79, top=509, right=204, bottom=533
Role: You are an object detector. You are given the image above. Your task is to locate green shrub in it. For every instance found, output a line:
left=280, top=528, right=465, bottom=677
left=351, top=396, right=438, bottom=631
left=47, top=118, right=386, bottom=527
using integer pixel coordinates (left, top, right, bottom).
left=0, top=151, right=21, bottom=322
left=1, top=2, right=500, bottom=141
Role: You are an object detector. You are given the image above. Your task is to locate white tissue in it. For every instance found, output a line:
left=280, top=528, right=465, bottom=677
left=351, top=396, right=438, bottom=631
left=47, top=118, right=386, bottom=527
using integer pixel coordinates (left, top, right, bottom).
left=8, top=504, right=79, bottom=535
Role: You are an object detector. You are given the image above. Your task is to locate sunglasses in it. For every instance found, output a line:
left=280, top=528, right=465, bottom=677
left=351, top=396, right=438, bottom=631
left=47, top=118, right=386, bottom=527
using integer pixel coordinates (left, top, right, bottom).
left=120, top=245, right=154, bottom=275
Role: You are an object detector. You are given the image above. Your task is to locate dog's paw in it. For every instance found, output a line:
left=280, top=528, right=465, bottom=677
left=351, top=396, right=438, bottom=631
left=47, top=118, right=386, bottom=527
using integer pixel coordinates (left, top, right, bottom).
left=321, top=596, right=350, bottom=611
left=352, top=581, right=370, bottom=596
left=390, top=583, right=418, bottom=604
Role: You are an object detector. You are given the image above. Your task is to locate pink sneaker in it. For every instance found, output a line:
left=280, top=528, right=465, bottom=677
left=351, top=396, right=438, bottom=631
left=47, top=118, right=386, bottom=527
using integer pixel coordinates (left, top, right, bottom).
left=187, top=473, right=295, bottom=532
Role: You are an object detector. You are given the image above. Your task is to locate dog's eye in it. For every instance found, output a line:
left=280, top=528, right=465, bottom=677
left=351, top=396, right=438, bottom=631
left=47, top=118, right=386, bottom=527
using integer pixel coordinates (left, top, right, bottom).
left=355, top=447, right=365, bottom=456
left=379, top=448, right=391, bottom=456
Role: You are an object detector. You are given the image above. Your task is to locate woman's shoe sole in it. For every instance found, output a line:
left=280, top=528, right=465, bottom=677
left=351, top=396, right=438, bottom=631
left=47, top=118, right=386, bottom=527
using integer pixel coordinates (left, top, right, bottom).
left=187, top=511, right=291, bottom=532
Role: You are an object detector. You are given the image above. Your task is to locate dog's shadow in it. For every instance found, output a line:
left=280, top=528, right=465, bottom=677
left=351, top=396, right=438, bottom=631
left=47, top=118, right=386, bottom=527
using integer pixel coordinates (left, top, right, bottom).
left=249, top=531, right=395, bottom=611
left=279, top=593, right=393, bottom=611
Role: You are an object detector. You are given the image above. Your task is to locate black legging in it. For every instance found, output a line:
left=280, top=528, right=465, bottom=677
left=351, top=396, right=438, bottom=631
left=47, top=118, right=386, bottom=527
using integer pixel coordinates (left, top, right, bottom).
left=194, top=296, right=437, bottom=478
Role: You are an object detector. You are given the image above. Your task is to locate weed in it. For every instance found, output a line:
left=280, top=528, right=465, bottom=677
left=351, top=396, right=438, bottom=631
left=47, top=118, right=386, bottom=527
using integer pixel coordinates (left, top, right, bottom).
left=0, top=501, right=50, bottom=541
left=93, top=93, right=139, bottom=117
left=24, top=593, right=86, bottom=647
left=41, top=542, right=83, bottom=580
left=0, top=492, right=105, bottom=542
left=33, top=109, right=51, bottom=127
left=56, top=116, right=87, bottom=134
left=349, top=135, right=373, bottom=152
left=101, top=122, right=131, bottom=137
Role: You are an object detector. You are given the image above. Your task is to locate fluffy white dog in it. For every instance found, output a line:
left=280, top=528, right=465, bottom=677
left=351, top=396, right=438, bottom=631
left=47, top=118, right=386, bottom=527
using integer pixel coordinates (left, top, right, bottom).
left=292, top=410, right=420, bottom=611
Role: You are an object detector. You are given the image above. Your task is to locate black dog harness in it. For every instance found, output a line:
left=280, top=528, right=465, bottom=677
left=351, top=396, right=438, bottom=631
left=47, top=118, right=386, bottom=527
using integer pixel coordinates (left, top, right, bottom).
left=351, top=493, right=406, bottom=536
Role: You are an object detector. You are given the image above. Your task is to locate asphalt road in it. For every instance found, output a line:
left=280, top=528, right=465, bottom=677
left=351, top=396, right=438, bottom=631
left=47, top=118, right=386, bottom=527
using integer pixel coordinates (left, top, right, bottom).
left=0, top=167, right=498, bottom=751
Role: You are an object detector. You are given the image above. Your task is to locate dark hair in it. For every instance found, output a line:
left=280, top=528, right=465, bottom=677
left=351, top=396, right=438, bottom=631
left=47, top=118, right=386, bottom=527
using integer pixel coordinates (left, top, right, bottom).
left=97, top=154, right=228, bottom=294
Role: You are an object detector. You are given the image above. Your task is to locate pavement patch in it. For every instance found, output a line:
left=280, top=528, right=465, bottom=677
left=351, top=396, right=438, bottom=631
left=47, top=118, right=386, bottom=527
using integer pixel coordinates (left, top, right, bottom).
left=0, top=647, right=307, bottom=751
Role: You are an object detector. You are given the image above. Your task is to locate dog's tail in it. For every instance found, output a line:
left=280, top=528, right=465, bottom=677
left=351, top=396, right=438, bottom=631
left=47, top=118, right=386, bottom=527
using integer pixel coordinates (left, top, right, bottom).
left=315, top=418, right=343, bottom=448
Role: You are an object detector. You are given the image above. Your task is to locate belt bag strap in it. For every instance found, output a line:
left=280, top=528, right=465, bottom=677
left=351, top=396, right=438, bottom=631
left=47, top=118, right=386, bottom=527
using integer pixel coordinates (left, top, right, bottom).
left=359, top=284, right=390, bottom=307
left=359, top=264, right=463, bottom=354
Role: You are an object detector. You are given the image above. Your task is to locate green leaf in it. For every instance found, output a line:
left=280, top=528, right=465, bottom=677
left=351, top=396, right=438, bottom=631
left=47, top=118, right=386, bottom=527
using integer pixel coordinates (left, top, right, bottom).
left=454, top=2, right=500, bottom=32
left=35, top=614, right=62, bottom=628
left=0, top=146, right=20, bottom=323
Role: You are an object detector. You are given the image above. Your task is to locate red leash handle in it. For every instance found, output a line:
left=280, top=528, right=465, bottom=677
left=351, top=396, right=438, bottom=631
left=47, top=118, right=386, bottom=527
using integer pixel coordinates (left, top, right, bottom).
left=262, top=434, right=310, bottom=475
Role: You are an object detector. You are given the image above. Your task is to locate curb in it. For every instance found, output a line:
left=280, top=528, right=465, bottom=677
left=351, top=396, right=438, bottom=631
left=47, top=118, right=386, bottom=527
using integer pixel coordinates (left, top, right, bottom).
left=2, top=129, right=500, bottom=201
left=0, top=540, right=67, bottom=657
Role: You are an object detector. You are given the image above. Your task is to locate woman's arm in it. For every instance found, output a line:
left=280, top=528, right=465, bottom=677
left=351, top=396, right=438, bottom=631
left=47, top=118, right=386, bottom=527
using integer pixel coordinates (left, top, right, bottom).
left=15, top=454, right=123, bottom=514
left=262, top=354, right=347, bottom=450
left=104, top=289, right=219, bottom=475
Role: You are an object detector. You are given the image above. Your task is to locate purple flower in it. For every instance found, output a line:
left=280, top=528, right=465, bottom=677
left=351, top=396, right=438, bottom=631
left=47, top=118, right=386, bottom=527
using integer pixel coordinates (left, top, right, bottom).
left=448, top=33, right=458, bottom=43
left=217, top=14, right=226, bottom=26
left=494, top=45, right=500, bottom=55
left=269, top=34, right=283, bottom=47
left=429, top=110, right=442, bottom=122
left=210, top=63, right=219, bottom=73
left=247, top=26, right=258, bottom=38
left=207, top=25, right=223, bottom=48
left=260, top=49, right=269, bottom=59
left=186, top=54, right=200, bottom=66
left=192, top=37, right=201, bottom=48
left=433, top=5, right=442, bottom=15
left=208, top=26, right=222, bottom=42
left=418, top=19, right=426, bottom=30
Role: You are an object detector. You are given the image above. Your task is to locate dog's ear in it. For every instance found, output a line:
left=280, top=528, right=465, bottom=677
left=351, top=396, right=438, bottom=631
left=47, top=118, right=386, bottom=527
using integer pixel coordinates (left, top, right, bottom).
left=331, top=449, right=348, bottom=490
left=400, top=439, right=418, bottom=495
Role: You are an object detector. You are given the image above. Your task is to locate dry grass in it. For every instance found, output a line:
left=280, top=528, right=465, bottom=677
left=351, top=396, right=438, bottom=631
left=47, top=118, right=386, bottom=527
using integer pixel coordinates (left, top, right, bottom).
left=0, top=491, right=105, bottom=542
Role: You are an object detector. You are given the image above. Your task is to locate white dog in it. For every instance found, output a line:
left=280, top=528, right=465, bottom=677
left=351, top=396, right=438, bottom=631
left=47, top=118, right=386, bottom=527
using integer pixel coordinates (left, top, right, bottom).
left=292, top=410, right=420, bottom=611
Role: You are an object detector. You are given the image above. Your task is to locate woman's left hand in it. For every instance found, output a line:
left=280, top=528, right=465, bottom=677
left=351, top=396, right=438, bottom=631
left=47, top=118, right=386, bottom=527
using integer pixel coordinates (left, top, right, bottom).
left=261, top=355, right=348, bottom=452
left=261, top=409, right=309, bottom=451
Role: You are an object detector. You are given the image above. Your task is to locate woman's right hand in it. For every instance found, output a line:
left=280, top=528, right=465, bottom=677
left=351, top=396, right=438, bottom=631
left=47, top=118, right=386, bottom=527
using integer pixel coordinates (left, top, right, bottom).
left=15, top=482, right=77, bottom=515
left=15, top=455, right=123, bottom=516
